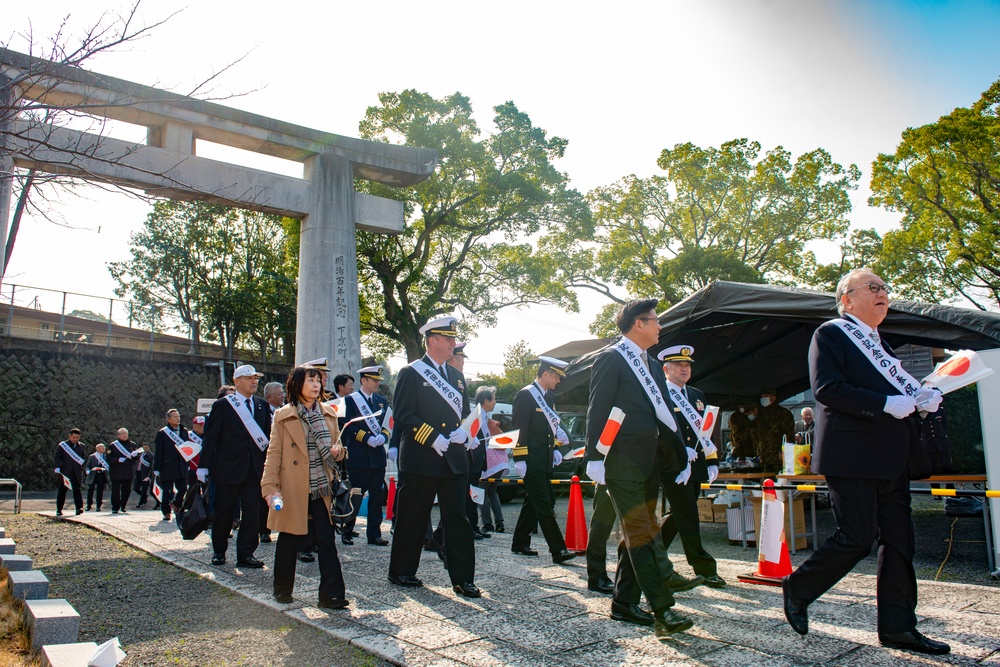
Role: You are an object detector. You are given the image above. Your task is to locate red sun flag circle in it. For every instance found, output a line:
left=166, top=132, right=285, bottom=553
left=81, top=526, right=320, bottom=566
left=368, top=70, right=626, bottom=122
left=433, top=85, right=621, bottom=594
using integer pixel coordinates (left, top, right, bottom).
left=495, top=436, right=514, bottom=445
left=180, top=446, right=194, bottom=457
left=702, top=412, right=715, bottom=431
left=939, top=356, right=971, bottom=377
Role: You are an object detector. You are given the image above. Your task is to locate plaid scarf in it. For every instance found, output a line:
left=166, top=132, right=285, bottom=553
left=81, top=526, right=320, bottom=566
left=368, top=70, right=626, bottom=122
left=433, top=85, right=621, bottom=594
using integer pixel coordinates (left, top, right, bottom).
left=296, top=402, right=338, bottom=500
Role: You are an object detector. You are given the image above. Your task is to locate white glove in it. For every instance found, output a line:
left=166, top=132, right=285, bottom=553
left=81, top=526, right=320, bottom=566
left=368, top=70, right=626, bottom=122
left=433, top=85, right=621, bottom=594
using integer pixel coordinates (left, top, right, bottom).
left=884, top=395, right=917, bottom=419
left=388, top=447, right=398, bottom=463
left=153, top=470, right=160, bottom=478
left=449, top=428, right=468, bottom=445
left=707, top=465, right=719, bottom=484
left=368, top=433, right=386, bottom=448
left=431, top=435, right=449, bottom=457
left=553, top=450, right=563, bottom=466
left=118, top=457, right=126, bottom=463
left=915, top=387, right=943, bottom=413
left=686, top=447, right=698, bottom=462
left=514, top=461, right=527, bottom=477
left=464, top=437, right=476, bottom=451
left=700, top=438, right=718, bottom=458
left=54, top=468, right=61, bottom=474
left=674, top=462, right=692, bottom=485
left=586, top=460, right=606, bottom=485
left=555, top=426, right=569, bottom=445
left=196, top=469, right=208, bottom=483
left=131, top=449, right=142, bottom=458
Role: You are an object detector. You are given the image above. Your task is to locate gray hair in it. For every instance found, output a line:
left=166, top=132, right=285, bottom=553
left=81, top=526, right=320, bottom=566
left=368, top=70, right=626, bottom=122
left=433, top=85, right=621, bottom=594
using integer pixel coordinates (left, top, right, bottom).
left=263, top=381, right=284, bottom=398
left=835, top=266, right=876, bottom=314
left=475, top=385, right=497, bottom=406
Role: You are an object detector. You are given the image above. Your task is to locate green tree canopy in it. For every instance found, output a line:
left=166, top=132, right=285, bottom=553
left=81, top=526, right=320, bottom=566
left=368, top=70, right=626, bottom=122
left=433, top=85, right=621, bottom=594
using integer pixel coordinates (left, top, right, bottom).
left=109, top=201, right=296, bottom=361
left=557, top=139, right=859, bottom=329
left=354, top=91, right=590, bottom=361
left=476, top=340, right=537, bottom=402
left=869, top=78, right=1000, bottom=310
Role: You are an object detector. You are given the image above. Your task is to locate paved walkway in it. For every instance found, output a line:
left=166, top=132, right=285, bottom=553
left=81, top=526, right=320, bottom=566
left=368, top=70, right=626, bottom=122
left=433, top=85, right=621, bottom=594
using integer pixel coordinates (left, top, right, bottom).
left=41, top=506, right=1000, bottom=667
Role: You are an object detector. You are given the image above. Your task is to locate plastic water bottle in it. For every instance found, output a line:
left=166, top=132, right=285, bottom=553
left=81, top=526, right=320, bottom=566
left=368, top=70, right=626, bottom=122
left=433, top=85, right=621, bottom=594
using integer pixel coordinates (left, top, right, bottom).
left=271, top=494, right=283, bottom=511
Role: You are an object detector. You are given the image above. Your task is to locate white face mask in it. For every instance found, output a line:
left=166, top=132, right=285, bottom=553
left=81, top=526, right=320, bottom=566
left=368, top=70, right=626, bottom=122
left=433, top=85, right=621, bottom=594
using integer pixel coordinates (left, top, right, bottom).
left=747, top=414, right=756, bottom=421
left=738, top=407, right=745, bottom=414
left=760, top=397, right=773, bottom=408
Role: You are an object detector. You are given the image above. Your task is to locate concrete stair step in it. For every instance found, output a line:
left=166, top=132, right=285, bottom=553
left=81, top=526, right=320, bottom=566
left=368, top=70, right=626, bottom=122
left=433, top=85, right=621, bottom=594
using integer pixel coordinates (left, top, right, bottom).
left=41, top=642, right=99, bottom=667
left=24, top=599, right=80, bottom=651
left=0, top=553, right=32, bottom=571
left=8, top=570, right=50, bottom=600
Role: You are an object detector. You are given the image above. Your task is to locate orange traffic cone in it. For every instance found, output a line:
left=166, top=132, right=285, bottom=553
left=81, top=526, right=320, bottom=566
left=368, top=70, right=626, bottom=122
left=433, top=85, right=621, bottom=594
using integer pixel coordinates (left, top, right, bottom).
left=564, top=475, right=588, bottom=552
left=738, top=478, right=793, bottom=587
left=386, top=476, right=396, bottom=521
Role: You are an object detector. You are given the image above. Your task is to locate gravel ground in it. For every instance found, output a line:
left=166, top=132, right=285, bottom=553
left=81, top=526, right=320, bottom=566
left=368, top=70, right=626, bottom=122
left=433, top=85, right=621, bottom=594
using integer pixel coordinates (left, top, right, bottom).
left=0, top=512, right=390, bottom=667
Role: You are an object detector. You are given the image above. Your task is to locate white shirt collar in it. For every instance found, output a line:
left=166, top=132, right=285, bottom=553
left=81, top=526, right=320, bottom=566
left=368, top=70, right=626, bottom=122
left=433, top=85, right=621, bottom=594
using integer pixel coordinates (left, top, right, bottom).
left=843, top=313, right=877, bottom=338
left=618, top=334, right=647, bottom=360
left=666, top=379, right=686, bottom=392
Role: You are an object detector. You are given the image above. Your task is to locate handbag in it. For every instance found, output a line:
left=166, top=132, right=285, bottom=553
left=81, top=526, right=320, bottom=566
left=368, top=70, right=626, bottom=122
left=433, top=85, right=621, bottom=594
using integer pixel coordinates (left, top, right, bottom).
left=328, top=467, right=361, bottom=534
left=178, top=482, right=211, bottom=540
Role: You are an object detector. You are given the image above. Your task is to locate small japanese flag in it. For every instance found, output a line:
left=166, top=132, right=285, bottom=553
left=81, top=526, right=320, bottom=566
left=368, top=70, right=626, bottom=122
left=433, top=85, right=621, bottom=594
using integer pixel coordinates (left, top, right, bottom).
left=461, top=404, right=483, bottom=441
left=382, top=405, right=395, bottom=436
left=488, top=429, right=520, bottom=449
left=325, top=396, right=346, bottom=415
left=565, top=446, right=586, bottom=460
left=178, top=441, right=201, bottom=462
left=152, top=479, right=163, bottom=502
left=469, top=485, right=485, bottom=505
left=61, top=473, right=72, bottom=489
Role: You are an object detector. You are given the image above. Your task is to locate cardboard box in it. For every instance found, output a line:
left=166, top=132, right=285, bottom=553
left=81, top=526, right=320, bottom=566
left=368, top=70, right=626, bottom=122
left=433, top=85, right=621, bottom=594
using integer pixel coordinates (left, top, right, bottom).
left=713, top=502, right=737, bottom=523
left=750, top=495, right=807, bottom=550
left=697, top=498, right=714, bottom=523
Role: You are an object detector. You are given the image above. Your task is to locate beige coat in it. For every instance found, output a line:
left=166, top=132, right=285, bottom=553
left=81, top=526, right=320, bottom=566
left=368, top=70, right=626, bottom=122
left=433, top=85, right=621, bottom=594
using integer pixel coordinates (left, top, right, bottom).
left=260, top=402, right=345, bottom=535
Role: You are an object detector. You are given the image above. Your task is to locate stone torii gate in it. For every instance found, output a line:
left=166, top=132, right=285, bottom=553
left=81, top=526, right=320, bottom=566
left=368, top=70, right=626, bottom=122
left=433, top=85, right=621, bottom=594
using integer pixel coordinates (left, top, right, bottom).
left=0, top=48, right=436, bottom=376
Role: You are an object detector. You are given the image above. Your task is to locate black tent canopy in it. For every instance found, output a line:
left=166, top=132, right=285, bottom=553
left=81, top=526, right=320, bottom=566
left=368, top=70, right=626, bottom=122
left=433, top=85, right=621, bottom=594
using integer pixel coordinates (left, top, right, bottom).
left=557, top=281, right=1000, bottom=407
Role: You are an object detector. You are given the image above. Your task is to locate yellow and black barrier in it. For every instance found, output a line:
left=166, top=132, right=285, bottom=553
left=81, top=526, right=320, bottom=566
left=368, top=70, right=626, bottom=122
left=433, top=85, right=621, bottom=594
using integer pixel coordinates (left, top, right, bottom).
left=482, top=477, right=598, bottom=486
left=698, top=482, right=998, bottom=498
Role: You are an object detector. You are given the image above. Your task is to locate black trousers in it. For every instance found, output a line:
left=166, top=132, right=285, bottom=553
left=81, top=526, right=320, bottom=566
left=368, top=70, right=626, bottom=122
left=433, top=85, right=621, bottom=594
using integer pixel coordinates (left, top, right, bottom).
left=586, top=484, right=617, bottom=580
left=660, top=477, right=717, bottom=577
left=159, top=477, right=187, bottom=517
left=786, top=473, right=917, bottom=634
left=605, top=476, right=675, bottom=613
left=512, top=472, right=567, bottom=555
left=110, top=479, right=132, bottom=511
left=87, top=476, right=107, bottom=509
left=389, top=472, right=474, bottom=585
left=273, top=497, right=346, bottom=602
left=56, top=475, right=83, bottom=512
left=212, top=474, right=261, bottom=560
left=344, top=466, right=385, bottom=540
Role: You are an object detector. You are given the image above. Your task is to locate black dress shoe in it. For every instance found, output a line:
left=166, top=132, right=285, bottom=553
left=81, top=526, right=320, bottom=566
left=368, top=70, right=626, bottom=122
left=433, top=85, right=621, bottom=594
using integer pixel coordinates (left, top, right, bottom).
left=471, top=531, right=486, bottom=541
left=341, top=536, right=354, bottom=546
left=473, top=528, right=491, bottom=539
left=368, top=537, right=389, bottom=546
left=350, top=531, right=360, bottom=537
left=112, top=510, right=118, bottom=515
left=237, top=556, right=265, bottom=569
left=211, top=553, right=226, bottom=565
left=494, top=522, right=505, bottom=533
left=664, top=572, right=704, bottom=592
left=702, top=574, right=727, bottom=589
left=273, top=592, right=293, bottom=603
left=76, top=509, right=84, bottom=515
left=654, top=608, right=694, bottom=638
left=452, top=582, right=481, bottom=598
left=119, top=508, right=127, bottom=514
left=55, top=511, right=63, bottom=516
left=782, top=576, right=809, bottom=636
left=259, top=533, right=271, bottom=543
left=388, top=573, right=423, bottom=587
left=879, top=630, right=950, bottom=655
left=552, top=549, right=578, bottom=564
left=423, top=539, right=441, bottom=552
left=588, top=576, right=615, bottom=594
left=610, top=600, right=654, bottom=626
left=481, top=523, right=494, bottom=533
left=511, top=546, right=539, bottom=556
left=298, top=551, right=316, bottom=563
left=318, top=598, right=350, bottom=610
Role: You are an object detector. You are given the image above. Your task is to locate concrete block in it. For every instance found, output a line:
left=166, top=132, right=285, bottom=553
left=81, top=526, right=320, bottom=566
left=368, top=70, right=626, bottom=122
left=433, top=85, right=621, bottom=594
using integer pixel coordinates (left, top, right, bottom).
left=0, top=553, right=32, bottom=571
left=9, top=570, right=50, bottom=600
left=41, top=642, right=99, bottom=667
left=24, top=599, right=80, bottom=651
left=0, top=537, right=15, bottom=554
left=0, top=526, right=6, bottom=538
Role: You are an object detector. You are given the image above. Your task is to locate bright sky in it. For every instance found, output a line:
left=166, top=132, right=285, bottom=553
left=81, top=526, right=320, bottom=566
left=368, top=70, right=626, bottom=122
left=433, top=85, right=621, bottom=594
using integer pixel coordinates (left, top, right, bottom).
left=4, top=0, right=1000, bottom=378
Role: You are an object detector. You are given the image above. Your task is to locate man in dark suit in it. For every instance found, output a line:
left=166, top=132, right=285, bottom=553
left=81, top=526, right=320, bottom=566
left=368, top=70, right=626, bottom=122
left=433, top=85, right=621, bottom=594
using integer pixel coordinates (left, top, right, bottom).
left=782, top=268, right=950, bottom=655
left=343, top=365, right=391, bottom=546
left=657, top=345, right=725, bottom=588
left=153, top=409, right=189, bottom=522
left=510, top=356, right=576, bottom=563
left=107, top=428, right=140, bottom=514
left=387, top=316, right=481, bottom=599
left=198, top=364, right=272, bottom=568
left=585, top=299, right=694, bottom=640
left=54, top=428, right=86, bottom=516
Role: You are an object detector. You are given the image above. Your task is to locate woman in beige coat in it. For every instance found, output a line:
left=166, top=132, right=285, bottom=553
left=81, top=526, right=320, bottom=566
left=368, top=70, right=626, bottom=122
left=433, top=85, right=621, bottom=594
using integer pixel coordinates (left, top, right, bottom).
left=262, top=364, right=348, bottom=608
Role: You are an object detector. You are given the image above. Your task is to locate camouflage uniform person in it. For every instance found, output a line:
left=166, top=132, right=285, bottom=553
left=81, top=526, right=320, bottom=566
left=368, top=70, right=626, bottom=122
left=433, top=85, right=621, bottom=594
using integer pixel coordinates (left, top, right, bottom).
left=727, top=402, right=757, bottom=459
left=752, top=387, right=795, bottom=472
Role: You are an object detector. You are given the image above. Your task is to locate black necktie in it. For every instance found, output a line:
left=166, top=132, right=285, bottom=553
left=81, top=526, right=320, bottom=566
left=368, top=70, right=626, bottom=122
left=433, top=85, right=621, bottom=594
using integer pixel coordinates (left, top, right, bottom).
left=245, top=397, right=253, bottom=417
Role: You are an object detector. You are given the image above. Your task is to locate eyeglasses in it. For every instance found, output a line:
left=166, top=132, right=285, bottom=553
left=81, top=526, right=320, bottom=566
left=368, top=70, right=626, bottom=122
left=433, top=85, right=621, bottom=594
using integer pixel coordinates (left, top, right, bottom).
left=846, top=282, right=890, bottom=295
left=636, top=316, right=660, bottom=324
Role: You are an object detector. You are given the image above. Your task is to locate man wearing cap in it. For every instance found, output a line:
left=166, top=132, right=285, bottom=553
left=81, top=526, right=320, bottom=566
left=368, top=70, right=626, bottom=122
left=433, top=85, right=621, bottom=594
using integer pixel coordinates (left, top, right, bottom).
left=584, top=299, right=694, bottom=639
left=753, top=387, right=795, bottom=472
left=388, top=316, right=481, bottom=598
left=450, top=343, right=490, bottom=540
left=781, top=268, right=950, bottom=655
left=199, top=364, right=272, bottom=568
left=108, top=427, right=141, bottom=514
left=510, top=356, right=577, bottom=564
left=343, top=365, right=391, bottom=546
left=657, top=345, right=726, bottom=589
